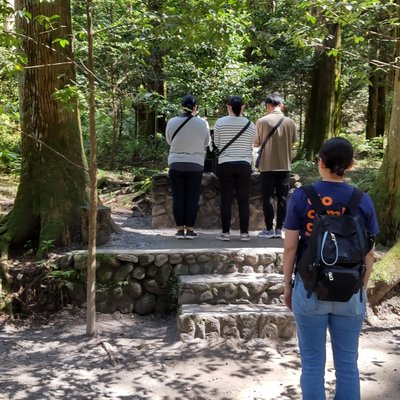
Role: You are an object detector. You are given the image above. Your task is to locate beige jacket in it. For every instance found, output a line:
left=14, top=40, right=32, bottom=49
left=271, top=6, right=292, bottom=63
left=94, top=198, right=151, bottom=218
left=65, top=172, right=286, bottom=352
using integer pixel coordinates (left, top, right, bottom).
left=254, top=110, right=297, bottom=172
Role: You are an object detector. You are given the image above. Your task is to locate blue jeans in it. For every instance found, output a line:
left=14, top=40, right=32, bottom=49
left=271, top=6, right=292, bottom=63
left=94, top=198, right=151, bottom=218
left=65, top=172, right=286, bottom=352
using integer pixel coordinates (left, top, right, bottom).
left=295, top=312, right=364, bottom=400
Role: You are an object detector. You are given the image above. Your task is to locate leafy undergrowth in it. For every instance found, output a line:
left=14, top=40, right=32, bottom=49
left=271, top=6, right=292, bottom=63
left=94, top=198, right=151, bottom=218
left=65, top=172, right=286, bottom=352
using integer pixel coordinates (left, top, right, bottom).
left=291, top=157, right=381, bottom=192
left=97, top=167, right=162, bottom=215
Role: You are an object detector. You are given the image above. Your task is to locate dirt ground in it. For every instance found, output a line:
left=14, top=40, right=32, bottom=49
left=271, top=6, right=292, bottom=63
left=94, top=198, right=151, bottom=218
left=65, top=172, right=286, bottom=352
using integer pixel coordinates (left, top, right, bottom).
left=0, top=191, right=399, bottom=400
left=0, top=297, right=399, bottom=400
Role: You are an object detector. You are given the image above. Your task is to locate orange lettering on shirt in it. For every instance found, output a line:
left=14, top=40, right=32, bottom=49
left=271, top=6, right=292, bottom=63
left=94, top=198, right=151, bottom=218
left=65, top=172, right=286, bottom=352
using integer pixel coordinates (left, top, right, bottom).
left=321, top=196, right=333, bottom=206
left=327, top=210, right=340, bottom=216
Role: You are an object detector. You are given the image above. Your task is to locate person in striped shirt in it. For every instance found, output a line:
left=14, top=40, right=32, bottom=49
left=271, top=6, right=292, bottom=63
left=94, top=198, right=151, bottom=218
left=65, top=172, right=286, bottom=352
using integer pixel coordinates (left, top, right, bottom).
left=214, top=96, right=256, bottom=241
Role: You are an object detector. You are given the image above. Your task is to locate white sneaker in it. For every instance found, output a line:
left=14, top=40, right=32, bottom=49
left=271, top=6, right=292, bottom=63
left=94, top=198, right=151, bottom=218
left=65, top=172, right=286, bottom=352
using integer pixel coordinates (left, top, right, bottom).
left=274, top=229, right=283, bottom=239
left=258, top=229, right=275, bottom=238
left=240, top=233, right=251, bottom=241
left=216, top=232, right=230, bottom=241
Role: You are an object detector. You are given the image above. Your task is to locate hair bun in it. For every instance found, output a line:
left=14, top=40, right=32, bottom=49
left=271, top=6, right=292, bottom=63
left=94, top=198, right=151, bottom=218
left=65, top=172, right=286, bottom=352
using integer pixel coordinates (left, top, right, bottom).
left=181, top=95, right=197, bottom=108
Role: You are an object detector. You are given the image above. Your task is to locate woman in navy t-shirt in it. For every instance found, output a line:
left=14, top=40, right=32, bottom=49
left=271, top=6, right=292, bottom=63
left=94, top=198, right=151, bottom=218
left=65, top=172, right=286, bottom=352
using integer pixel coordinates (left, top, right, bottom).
left=282, top=137, right=379, bottom=400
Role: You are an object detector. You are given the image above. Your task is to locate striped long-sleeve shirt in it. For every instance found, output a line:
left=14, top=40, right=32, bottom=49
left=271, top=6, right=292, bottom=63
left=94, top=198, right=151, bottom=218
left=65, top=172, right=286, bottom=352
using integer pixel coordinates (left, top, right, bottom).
left=214, top=115, right=255, bottom=165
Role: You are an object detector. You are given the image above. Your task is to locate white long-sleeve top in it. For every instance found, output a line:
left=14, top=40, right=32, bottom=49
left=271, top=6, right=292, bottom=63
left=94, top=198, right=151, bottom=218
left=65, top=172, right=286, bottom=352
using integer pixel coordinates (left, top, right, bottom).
left=165, top=115, right=211, bottom=166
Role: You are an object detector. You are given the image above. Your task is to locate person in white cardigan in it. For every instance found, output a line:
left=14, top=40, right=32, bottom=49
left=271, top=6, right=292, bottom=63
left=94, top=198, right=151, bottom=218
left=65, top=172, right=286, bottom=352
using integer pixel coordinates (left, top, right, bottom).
left=165, top=95, right=211, bottom=239
left=213, top=95, right=255, bottom=241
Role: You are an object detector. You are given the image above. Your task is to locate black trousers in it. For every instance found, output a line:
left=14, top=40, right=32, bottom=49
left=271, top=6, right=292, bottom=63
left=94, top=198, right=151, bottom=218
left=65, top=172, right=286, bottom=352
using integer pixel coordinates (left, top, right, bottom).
left=260, top=171, right=290, bottom=230
left=218, top=162, right=252, bottom=233
left=168, top=169, right=203, bottom=227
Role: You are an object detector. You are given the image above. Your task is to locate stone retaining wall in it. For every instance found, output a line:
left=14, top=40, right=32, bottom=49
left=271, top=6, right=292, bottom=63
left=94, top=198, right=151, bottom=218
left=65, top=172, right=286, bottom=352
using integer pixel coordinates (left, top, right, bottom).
left=152, top=172, right=300, bottom=229
left=178, top=304, right=295, bottom=341
left=179, top=273, right=285, bottom=306
left=59, top=249, right=283, bottom=315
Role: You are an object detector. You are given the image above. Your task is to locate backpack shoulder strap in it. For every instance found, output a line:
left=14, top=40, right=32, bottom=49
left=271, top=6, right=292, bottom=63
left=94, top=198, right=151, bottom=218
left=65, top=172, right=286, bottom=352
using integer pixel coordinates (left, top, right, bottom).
left=301, top=184, right=325, bottom=215
left=345, top=187, right=364, bottom=215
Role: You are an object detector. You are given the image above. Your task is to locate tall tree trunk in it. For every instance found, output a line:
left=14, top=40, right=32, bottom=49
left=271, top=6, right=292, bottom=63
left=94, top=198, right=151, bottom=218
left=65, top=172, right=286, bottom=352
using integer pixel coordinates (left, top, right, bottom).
left=376, top=82, right=386, bottom=136
left=366, top=67, right=379, bottom=140
left=302, top=22, right=341, bottom=158
left=108, top=85, right=120, bottom=170
left=366, top=12, right=394, bottom=140
left=367, top=1, right=400, bottom=306
left=333, top=25, right=342, bottom=137
left=366, top=50, right=388, bottom=139
left=370, top=37, right=400, bottom=244
left=0, top=0, right=88, bottom=257
left=2, top=0, right=14, bottom=31
left=136, top=52, right=165, bottom=138
left=136, top=0, right=165, bottom=139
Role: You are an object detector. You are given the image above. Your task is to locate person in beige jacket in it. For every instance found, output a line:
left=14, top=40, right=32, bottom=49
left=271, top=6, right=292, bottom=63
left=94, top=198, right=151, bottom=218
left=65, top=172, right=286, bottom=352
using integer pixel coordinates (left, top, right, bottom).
left=254, top=93, right=298, bottom=238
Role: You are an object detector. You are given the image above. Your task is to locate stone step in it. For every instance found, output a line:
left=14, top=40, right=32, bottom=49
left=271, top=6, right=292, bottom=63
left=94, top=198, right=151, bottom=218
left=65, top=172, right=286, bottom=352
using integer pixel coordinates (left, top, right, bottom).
left=177, top=303, right=296, bottom=341
left=92, top=247, right=284, bottom=275
left=178, top=273, right=284, bottom=305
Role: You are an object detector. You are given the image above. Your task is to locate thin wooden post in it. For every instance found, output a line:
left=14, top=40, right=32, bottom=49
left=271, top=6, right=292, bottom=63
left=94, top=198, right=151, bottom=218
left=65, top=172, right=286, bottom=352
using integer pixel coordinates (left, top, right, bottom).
left=86, top=0, right=97, bottom=337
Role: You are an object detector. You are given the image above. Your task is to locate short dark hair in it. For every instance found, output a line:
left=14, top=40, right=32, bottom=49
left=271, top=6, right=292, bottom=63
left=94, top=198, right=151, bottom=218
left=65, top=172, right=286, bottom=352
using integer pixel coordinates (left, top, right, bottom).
left=227, top=95, right=243, bottom=117
left=319, top=137, right=354, bottom=176
left=265, top=93, right=283, bottom=106
left=181, top=95, right=197, bottom=110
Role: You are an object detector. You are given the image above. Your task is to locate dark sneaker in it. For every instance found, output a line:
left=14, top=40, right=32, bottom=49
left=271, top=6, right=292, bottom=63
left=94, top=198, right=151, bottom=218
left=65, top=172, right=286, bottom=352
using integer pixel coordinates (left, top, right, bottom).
left=185, top=230, right=198, bottom=239
left=258, top=229, right=275, bottom=238
left=274, top=229, right=284, bottom=239
left=175, top=229, right=186, bottom=239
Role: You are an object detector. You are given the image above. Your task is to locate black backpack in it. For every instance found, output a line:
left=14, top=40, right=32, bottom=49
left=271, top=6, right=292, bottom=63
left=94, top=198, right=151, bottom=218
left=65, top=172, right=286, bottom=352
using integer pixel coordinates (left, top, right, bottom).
left=296, top=185, right=369, bottom=302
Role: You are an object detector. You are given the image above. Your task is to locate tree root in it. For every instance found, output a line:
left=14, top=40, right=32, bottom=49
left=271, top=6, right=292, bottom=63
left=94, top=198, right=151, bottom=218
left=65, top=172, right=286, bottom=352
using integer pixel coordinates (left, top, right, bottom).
left=367, top=279, right=400, bottom=307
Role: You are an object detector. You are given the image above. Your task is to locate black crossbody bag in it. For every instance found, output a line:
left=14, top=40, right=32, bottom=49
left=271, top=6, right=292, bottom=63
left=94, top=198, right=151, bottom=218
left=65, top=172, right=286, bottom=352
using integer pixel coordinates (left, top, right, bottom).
left=170, top=114, right=194, bottom=143
left=217, top=119, right=251, bottom=157
left=255, top=116, right=285, bottom=169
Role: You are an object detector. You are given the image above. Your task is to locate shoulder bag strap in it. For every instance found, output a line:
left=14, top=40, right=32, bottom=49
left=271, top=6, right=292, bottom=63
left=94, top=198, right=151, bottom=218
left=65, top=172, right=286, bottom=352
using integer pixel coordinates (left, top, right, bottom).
left=345, top=187, right=364, bottom=215
left=170, top=115, right=194, bottom=143
left=257, top=116, right=285, bottom=160
left=301, top=184, right=325, bottom=215
left=217, top=119, right=251, bottom=156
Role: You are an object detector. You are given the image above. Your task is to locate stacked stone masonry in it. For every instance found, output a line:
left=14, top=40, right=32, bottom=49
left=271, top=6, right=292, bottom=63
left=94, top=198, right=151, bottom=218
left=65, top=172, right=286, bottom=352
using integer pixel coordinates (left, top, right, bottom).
left=179, top=273, right=285, bottom=305
left=152, top=172, right=301, bottom=229
left=178, top=304, right=295, bottom=341
left=60, top=248, right=296, bottom=340
left=60, top=248, right=282, bottom=314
